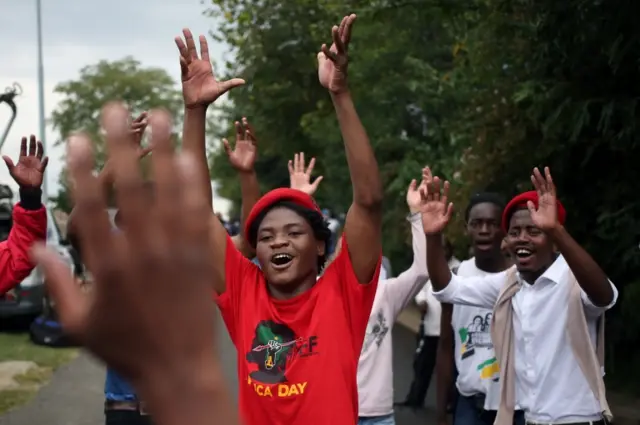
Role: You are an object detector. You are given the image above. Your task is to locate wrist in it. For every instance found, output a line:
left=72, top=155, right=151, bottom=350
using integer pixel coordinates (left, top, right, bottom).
left=19, top=187, right=43, bottom=210
left=330, top=89, right=351, bottom=100
left=237, top=169, right=256, bottom=178
left=546, top=223, right=566, bottom=239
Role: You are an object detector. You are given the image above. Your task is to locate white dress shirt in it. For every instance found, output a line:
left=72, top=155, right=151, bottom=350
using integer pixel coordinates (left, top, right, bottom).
left=433, top=255, right=617, bottom=423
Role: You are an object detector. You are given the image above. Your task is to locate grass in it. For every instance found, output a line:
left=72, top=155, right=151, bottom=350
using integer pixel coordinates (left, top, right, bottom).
left=0, top=330, right=78, bottom=414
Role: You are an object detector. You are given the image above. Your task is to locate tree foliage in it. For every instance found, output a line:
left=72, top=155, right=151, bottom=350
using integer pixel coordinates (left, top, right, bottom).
left=204, top=0, right=640, bottom=388
left=49, top=57, right=182, bottom=211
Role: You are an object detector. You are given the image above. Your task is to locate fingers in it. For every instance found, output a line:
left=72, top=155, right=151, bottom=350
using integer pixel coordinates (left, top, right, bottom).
left=39, top=156, right=49, bottom=172
left=531, top=167, right=546, bottom=195
left=36, top=140, right=44, bottom=161
left=544, top=167, right=556, bottom=196
left=241, top=117, right=256, bottom=144
left=19, top=137, right=27, bottom=157
left=32, top=244, right=88, bottom=337
left=28, top=135, right=37, bottom=156
left=310, top=175, right=324, bottom=191
left=422, top=166, right=433, bottom=184
left=293, top=153, right=300, bottom=173
left=445, top=202, right=455, bottom=221
left=288, top=159, right=294, bottom=176
left=321, top=45, right=339, bottom=63
left=441, top=180, right=451, bottom=207
left=174, top=37, right=189, bottom=61
left=199, top=35, right=210, bottom=62
left=102, top=103, right=148, bottom=242
left=179, top=56, right=189, bottom=78
left=342, top=14, right=357, bottom=47
left=408, top=178, right=417, bottom=193
left=222, top=138, right=232, bottom=157
left=299, top=152, right=306, bottom=172
left=305, top=157, right=316, bottom=176
left=234, top=121, right=243, bottom=142
left=432, top=177, right=442, bottom=202
left=182, top=28, right=198, bottom=61
left=66, top=133, right=113, bottom=271
left=149, top=109, right=180, bottom=239
left=332, top=26, right=346, bottom=54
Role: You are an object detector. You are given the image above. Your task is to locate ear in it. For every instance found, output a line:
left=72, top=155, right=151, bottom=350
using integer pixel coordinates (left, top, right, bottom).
left=317, top=240, right=326, bottom=257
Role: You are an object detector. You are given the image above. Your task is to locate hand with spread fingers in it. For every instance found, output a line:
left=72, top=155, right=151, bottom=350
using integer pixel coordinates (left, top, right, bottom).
left=406, top=166, right=432, bottom=214
left=419, top=175, right=454, bottom=235
left=175, top=28, right=245, bottom=109
left=223, top=117, right=257, bottom=173
left=528, top=167, right=559, bottom=232
left=318, top=14, right=356, bottom=94
left=34, top=103, right=237, bottom=425
left=2, top=135, right=49, bottom=189
left=288, top=152, right=323, bottom=196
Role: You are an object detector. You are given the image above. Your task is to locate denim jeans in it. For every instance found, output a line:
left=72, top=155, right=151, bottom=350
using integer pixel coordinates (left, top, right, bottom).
left=454, top=394, right=525, bottom=425
left=358, top=413, right=395, bottom=425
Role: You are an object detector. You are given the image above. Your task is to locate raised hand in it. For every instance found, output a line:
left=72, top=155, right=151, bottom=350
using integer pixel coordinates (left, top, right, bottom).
left=175, top=28, right=245, bottom=108
left=419, top=176, right=454, bottom=235
left=288, top=152, right=323, bottom=196
left=406, top=166, right=432, bottom=214
left=3, top=135, right=49, bottom=189
left=528, top=167, right=559, bottom=231
left=130, top=112, right=151, bottom=153
left=317, top=14, right=356, bottom=94
left=34, top=103, right=236, bottom=423
left=223, top=117, right=257, bottom=173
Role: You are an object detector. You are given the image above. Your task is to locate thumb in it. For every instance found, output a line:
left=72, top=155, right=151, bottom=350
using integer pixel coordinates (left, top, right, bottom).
left=222, top=139, right=232, bottom=157
left=218, top=78, right=246, bottom=95
left=31, top=244, right=88, bottom=337
left=526, top=200, right=536, bottom=214
left=311, top=175, right=324, bottom=190
left=445, top=202, right=455, bottom=222
left=407, top=178, right=417, bottom=193
left=2, top=156, right=15, bottom=172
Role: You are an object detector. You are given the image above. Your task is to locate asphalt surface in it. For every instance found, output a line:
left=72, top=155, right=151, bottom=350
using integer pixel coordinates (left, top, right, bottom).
left=0, top=311, right=435, bottom=425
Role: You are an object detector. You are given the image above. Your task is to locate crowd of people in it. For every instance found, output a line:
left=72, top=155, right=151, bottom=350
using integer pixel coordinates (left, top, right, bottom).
left=0, top=12, right=617, bottom=425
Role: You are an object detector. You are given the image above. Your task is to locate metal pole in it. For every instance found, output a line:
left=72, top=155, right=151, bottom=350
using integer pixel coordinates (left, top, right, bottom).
left=36, top=0, right=48, bottom=205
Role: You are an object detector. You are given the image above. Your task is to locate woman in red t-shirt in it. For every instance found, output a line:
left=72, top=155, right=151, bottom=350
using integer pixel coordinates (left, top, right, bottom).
left=209, top=14, right=383, bottom=425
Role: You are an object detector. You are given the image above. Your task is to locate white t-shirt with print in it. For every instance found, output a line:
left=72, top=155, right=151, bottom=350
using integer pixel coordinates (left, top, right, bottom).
left=357, top=213, right=429, bottom=417
left=452, top=258, right=501, bottom=410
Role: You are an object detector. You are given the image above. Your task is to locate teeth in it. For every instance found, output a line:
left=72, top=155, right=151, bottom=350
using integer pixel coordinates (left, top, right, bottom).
left=516, top=249, right=531, bottom=256
left=272, top=254, right=292, bottom=261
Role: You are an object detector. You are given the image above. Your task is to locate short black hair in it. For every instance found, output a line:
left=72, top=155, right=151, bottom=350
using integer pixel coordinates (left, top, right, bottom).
left=465, top=192, right=506, bottom=222
left=504, top=204, right=529, bottom=231
left=248, top=201, right=332, bottom=271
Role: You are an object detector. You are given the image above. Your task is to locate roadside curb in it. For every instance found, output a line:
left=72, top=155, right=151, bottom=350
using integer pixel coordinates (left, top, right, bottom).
left=394, top=306, right=640, bottom=424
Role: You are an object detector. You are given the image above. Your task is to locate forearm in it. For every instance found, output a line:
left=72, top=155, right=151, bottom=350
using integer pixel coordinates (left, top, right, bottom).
left=331, top=91, right=382, bottom=207
left=235, top=170, right=260, bottom=257
left=548, top=225, right=614, bottom=306
left=436, top=304, right=454, bottom=422
left=426, top=234, right=453, bottom=291
left=182, top=107, right=213, bottom=207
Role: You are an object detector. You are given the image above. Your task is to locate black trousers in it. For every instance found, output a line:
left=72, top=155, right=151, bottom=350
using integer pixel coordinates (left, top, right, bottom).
left=105, top=410, right=153, bottom=425
left=404, top=335, right=439, bottom=406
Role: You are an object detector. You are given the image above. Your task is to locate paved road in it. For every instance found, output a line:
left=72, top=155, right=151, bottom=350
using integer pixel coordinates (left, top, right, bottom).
left=0, top=311, right=435, bottom=425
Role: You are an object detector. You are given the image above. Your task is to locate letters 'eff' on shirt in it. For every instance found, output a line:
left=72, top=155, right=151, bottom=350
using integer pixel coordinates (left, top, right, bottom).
left=216, top=235, right=381, bottom=425
left=0, top=205, right=46, bottom=296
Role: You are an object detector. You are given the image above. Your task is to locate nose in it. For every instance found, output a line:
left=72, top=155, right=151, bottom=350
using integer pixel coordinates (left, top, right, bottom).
left=479, top=222, right=490, bottom=234
left=269, top=234, right=290, bottom=249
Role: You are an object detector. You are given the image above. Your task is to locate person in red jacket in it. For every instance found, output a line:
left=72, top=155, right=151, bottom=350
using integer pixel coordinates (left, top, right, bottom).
left=0, top=135, right=48, bottom=295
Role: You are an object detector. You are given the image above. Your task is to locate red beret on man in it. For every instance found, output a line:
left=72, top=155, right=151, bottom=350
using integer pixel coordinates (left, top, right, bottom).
left=501, top=190, right=566, bottom=232
left=245, top=188, right=322, bottom=246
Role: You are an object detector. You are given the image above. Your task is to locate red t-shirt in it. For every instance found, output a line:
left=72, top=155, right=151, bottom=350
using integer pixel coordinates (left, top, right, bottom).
left=216, top=235, right=381, bottom=425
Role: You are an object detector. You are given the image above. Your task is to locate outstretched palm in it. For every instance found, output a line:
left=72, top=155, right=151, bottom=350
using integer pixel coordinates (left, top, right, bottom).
left=317, top=14, right=356, bottom=94
left=419, top=177, right=454, bottom=235
left=288, top=152, right=323, bottom=196
left=223, top=118, right=257, bottom=173
left=528, top=167, right=558, bottom=231
left=3, top=135, right=49, bottom=189
left=406, top=166, right=433, bottom=213
left=175, top=29, right=245, bottom=108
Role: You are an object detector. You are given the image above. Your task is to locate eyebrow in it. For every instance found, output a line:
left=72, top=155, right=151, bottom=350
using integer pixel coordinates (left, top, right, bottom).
left=259, top=223, right=304, bottom=233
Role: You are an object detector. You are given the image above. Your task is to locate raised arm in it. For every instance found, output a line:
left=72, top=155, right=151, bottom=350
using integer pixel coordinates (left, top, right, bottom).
left=0, top=136, right=48, bottom=295
left=318, top=14, right=383, bottom=283
left=174, top=29, right=246, bottom=294
left=385, top=173, right=432, bottom=315
left=526, top=167, right=616, bottom=308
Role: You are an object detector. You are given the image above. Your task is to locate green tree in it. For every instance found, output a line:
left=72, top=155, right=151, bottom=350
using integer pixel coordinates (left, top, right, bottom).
left=49, top=57, right=182, bottom=212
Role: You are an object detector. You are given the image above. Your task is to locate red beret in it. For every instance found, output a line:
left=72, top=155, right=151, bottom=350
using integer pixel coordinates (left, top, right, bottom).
left=244, top=188, right=323, bottom=244
left=501, top=190, right=566, bottom=232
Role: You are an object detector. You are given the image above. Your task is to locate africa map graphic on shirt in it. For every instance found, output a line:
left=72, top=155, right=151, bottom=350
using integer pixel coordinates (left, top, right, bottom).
left=458, top=312, right=500, bottom=381
left=361, top=310, right=390, bottom=352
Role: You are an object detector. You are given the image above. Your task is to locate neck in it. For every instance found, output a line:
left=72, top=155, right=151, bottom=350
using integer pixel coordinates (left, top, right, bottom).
left=519, top=253, right=558, bottom=284
left=267, top=272, right=317, bottom=300
left=474, top=251, right=509, bottom=273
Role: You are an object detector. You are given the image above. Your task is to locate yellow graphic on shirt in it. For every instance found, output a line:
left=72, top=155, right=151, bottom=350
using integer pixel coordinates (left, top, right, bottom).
left=477, top=357, right=500, bottom=380
left=247, top=376, right=308, bottom=398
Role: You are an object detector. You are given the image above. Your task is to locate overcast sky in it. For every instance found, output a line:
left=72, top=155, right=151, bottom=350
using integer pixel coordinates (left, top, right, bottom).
left=0, top=0, right=232, bottom=215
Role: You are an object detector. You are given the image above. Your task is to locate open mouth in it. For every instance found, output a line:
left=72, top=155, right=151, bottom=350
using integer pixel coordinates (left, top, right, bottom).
left=475, top=241, right=493, bottom=250
left=270, top=253, right=294, bottom=269
left=515, top=248, right=534, bottom=261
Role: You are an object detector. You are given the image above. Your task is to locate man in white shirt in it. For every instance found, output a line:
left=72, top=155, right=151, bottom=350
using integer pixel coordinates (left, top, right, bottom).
left=397, top=238, right=459, bottom=410
left=435, top=193, right=524, bottom=425
left=423, top=168, right=617, bottom=425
